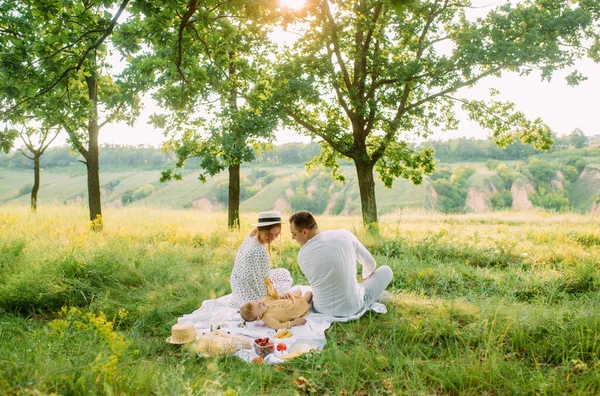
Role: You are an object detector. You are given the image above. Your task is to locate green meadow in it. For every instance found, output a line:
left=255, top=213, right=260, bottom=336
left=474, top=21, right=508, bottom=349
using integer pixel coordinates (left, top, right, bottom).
left=1, top=205, right=600, bottom=394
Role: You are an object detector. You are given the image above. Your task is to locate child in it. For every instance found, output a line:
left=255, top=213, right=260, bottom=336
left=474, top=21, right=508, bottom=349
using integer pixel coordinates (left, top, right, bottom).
left=239, top=279, right=312, bottom=330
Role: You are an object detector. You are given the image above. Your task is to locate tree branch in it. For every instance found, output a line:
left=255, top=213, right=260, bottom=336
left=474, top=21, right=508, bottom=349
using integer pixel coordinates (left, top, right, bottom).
left=18, top=128, right=35, bottom=154
left=9, top=0, right=130, bottom=112
left=444, top=94, right=507, bottom=123
left=63, top=124, right=89, bottom=160
left=188, top=22, right=231, bottom=87
left=324, top=45, right=352, bottom=118
left=34, top=28, right=107, bottom=67
left=406, top=67, right=501, bottom=112
left=176, top=0, right=199, bottom=82
left=285, top=110, right=352, bottom=158
left=18, top=148, right=35, bottom=161
left=371, top=0, right=448, bottom=163
left=0, top=27, right=24, bottom=38
left=323, top=1, right=352, bottom=91
left=354, top=1, right=384, bottom=141
left=40, top=127, right=61, bottom=153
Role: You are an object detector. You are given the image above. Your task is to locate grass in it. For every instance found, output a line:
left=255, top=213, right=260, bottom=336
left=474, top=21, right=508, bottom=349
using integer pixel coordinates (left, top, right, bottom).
left=1, top=205, right=600, bottom=394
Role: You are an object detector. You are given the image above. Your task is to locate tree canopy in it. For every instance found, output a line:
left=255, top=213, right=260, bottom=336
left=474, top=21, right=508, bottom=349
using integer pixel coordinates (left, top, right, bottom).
left=2, top=0, right=599, bottom=229
left=119, top=0, right=282, bottom=228
left=274, top=0, right=600, bottom=227
left=1, top=0, right=141, bottom=226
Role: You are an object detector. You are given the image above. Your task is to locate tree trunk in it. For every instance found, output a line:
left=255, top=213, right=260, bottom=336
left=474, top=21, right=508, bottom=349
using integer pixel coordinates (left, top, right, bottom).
left=86, top=75, right=102, bottom=229
left=31, top=153, right=40, bottom=211
left=226, top=52, right=241, bottom=230
left=354, top=159, right=378, bottom=231
left=228, top=163, right=240, bottom=229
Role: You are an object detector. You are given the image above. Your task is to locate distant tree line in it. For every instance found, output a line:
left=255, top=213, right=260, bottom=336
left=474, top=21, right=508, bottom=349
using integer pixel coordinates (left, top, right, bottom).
left=0, top=145, right=176, bottom=172
left=0, top=136, right=594, bottom=172
left=422, top=138, right=540, bottom=163
left=0, top=142, right=323, bottom=171
left=423, top=129, right=592, bottom=163
left=251, top=142, right=321, bottom=166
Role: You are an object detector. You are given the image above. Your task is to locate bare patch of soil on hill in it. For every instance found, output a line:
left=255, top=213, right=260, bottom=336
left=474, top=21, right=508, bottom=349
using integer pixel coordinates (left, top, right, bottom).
left=465, top=184, right=496, bottom=213
left=274, top=196, right=291, bottom=213
left=511, top=181, right=535, bottom=210
left=192, top=198, right=214, bottom=211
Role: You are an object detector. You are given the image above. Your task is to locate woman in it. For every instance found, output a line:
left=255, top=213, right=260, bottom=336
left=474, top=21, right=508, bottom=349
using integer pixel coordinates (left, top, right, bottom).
left=229, top=211, right=293, bottom=309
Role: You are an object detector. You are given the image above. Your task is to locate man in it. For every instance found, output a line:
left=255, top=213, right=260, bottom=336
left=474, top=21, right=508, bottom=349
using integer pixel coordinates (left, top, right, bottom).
left=289, top=210, right=393, bottom=317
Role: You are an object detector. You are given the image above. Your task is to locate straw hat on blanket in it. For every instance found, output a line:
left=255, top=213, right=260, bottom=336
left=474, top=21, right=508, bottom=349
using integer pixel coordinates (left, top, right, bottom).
left=166, top=322, right=198, bottom=344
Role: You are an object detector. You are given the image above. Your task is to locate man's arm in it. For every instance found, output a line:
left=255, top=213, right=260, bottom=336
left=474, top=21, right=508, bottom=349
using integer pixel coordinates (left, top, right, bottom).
left=352, top=234, right=377, bottom=279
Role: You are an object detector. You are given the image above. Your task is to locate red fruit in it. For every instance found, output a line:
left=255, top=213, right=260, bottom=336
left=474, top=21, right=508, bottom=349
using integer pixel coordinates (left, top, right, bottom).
left=252, top=357, right=264, bottom=364
left=277, top=343, right=287, bottom=351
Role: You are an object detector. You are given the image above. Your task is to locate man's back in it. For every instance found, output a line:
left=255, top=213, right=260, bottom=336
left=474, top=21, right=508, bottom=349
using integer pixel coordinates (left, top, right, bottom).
left=298, top=229, right=366, bottom=316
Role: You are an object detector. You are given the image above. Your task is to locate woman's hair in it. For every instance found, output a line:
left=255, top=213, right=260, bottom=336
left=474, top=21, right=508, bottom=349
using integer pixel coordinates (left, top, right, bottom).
left=257, top=223, right=280, bottom=233
left=251, top=223, right=280, bottom=255
left=249, top=223, right=280, bottom=237
left=289, top=210, right=317, bottom=231
left=239, top=302, right=258, bottom=322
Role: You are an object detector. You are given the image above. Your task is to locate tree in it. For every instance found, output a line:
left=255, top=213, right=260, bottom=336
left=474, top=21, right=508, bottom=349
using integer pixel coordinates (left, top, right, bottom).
left=0, top=0, right=141, bottom=229
left=123, top=0, right=280, bottom=229
left=568, top=128, right=588, bottom=149
left=15, top=123, right=60, bottom=211
left=275, top=0, right=600, bottom=228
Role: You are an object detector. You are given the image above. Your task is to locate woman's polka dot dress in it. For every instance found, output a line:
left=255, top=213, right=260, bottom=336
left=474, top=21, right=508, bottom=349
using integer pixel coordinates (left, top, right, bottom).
left=230, top=236, right=292, bottom=308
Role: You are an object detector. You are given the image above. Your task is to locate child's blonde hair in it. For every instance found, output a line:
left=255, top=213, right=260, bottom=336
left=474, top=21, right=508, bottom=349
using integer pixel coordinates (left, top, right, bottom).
left=239, top=301, right=258, bottom=322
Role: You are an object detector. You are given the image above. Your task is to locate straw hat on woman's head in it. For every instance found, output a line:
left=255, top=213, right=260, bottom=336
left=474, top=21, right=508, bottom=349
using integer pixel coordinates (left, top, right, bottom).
left=166, top=322, right=198, bottom=344
left=252, top=211, right=286, bottom=227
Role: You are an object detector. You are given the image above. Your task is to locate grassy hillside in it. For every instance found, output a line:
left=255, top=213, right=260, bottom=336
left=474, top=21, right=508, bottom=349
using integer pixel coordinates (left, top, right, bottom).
left=570, top=163, right=600, bottom=211
left=3, top=150, right=600, bottom=214
left=0, top=165, right=431, bottom=215
left=1, top=205, right=599, bottom=394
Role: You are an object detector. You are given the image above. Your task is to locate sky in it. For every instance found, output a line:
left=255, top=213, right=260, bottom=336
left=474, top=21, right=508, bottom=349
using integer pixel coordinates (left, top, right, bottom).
left=49, top=0, right=600, bottom=148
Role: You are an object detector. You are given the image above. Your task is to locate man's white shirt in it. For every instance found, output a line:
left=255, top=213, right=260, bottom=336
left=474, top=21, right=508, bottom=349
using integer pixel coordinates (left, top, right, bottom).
left=298, top=229, right=376, bottom=316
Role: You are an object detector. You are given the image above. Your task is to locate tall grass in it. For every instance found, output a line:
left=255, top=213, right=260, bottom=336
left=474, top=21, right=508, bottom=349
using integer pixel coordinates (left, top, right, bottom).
left=1, top=205, right=599, bottom=394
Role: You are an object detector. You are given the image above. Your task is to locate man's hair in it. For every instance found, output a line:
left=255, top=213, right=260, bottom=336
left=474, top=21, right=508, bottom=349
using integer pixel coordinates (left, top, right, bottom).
left=289, top=210, right=317, bottom=231
left=239, top=302, right=258, bottom=322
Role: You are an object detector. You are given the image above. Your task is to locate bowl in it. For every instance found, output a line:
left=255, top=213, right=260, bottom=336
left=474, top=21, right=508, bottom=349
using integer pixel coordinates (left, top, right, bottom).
left=253, top=337, right=275, bottom=357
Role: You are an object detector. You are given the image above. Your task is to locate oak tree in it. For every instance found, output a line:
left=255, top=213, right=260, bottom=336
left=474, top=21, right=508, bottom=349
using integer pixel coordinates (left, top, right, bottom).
left=275, top=0, right=600, bottom=227
left=0, top=0, right=141, bottom=228
left=15, top=122, right=60, bottom=211
left=122, top=0, right=280, bottom=229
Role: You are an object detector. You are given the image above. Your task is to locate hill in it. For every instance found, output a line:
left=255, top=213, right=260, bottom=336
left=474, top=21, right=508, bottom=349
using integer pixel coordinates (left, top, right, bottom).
left=0, top=165, right=432, bottom=215
left=1, top=142, right=599, bottom=215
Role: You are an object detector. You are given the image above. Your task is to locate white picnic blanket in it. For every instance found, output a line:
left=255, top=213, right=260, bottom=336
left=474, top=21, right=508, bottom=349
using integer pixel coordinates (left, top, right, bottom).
left=177, top=286, right=387, bottom=364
